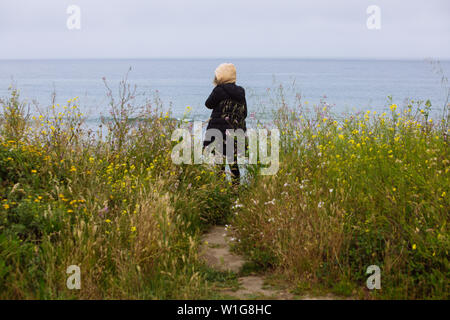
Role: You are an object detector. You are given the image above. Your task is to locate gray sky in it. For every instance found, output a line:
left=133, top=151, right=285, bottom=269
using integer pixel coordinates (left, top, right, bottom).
left=1, top=0, right=449, bottom=60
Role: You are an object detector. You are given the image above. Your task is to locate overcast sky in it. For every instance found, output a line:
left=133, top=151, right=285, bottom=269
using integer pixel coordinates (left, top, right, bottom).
left=0, top=0, right=449, bottom=60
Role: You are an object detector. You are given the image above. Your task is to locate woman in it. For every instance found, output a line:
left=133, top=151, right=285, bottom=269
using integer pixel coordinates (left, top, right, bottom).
left=203, top=63, right=247, bottom=185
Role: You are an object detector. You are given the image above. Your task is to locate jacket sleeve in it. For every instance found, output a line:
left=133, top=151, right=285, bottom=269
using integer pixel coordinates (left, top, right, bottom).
left=205, top=86, right=223, bottom=109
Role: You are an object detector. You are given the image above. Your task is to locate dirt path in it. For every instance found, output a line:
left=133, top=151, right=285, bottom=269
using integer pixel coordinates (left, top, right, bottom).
left=199, top=225, right=294, bottom=299
left=199, top=225, right=341, bottom=300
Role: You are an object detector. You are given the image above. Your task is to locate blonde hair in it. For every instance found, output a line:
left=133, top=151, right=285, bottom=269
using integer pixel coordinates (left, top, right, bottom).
left=213, top=63, right=236, bottom=86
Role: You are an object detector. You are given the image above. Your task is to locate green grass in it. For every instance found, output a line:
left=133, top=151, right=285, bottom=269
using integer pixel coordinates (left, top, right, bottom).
left=231, top=93, right=449, bottom=299
left=0, top=86, right=236, bottom=299
left=0, top=83, right=448, bottom=299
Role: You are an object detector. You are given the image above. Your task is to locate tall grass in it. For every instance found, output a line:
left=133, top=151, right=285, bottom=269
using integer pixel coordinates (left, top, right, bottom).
left=0, top=80, right=448, bottom=299
left=231, top=88, right=449, bottom=299
left=0, top=83, right=235, bottom=299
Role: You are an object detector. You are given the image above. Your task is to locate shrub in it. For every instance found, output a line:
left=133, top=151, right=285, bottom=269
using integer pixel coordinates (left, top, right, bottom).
left=232, top=93, right=449, bottom=299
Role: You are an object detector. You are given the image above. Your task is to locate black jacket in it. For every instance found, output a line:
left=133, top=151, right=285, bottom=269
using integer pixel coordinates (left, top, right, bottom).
left=205, top=83, right=247, bottom=135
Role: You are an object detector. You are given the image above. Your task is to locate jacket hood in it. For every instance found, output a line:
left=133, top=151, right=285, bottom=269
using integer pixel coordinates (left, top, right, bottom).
left=220, top=83, right=245, bottom=101
left=214, top=63, right=236, bottom=85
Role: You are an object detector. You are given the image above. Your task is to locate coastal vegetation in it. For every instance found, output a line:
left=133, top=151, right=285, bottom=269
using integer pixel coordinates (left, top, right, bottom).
left=0, top=80, right=448, bottom=299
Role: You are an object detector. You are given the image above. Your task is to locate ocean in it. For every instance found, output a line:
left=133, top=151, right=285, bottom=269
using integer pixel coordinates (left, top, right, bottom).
left=0, top=58, right=448, bottom=124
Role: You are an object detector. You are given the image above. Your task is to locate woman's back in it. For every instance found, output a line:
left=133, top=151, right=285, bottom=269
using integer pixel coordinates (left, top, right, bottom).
left=205, top=82, right=247, bottom=132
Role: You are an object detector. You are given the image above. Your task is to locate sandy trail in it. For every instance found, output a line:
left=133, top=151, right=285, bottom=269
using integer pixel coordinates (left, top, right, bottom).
left=199, top=225, right=294, bottom=299
left=199, top=225, right=343, bottom=300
